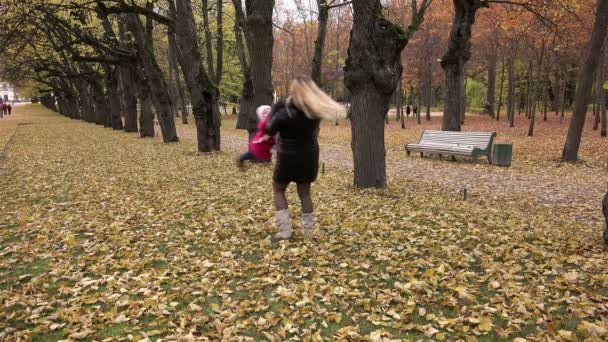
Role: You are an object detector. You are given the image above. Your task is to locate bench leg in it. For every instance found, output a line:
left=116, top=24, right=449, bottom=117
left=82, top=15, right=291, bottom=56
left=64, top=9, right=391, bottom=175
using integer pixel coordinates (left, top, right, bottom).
left=420, top=152, right=424, bottom=158
left=451, top=155, right=456, bottom=161
left=473, top=155, right=479, bottom=163
left=438, top=154, right=443, bottom=160
left=487, top=153, right=493, bottom=165
left=406, top=150, right=411, bottom=156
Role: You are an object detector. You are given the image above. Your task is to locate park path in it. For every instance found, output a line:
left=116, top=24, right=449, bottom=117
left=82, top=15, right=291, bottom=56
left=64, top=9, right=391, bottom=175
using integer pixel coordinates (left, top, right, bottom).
left=175, top=123, right=606, bottom=227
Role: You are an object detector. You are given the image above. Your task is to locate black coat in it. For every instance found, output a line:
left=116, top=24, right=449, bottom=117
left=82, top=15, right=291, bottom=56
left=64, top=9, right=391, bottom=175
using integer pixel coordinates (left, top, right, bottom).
left=266, top=101, right=320, bottom=184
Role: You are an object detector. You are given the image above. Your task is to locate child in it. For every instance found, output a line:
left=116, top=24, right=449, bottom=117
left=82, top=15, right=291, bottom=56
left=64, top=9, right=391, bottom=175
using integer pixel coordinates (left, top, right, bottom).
left=237, top=105, right=275, bottom=169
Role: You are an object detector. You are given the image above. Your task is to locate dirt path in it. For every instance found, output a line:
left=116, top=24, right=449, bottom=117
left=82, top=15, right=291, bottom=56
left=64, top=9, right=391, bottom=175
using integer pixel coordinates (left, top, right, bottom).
left=177, top=122, right=606, bottom=226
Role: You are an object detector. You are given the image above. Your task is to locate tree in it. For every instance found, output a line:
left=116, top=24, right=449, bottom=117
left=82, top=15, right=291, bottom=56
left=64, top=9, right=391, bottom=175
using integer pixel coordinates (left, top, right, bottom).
left=562, top=0, right=608, bottom=161
left=232, top=0, right=274, bottom=138
left=245, top=0, right=275, bottom=132
left=345, top=0, right=432, bottom=188
left=126, top=12, right=179, bottom=142
left=172, top=0, right=221, bottom=151
left=440, top=0, right=488, bottom=131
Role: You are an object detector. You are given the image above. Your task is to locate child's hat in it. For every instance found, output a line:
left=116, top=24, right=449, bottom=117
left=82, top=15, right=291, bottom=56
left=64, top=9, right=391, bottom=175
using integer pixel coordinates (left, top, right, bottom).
left=256, top=105, right=271, bottom=121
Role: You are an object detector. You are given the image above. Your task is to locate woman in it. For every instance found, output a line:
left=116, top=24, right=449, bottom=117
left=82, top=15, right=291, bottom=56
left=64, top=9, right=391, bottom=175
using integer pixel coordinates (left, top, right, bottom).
left=265, top=76, right=343, bottom=239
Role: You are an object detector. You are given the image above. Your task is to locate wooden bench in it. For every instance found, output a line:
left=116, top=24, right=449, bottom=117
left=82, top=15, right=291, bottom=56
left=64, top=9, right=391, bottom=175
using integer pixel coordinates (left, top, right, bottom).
left=405, top=130, right=497, bottom=164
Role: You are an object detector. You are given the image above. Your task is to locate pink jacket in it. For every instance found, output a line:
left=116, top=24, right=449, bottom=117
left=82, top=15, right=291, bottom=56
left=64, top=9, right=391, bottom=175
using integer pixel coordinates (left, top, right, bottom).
left=249, top=115, right=275, bottom=161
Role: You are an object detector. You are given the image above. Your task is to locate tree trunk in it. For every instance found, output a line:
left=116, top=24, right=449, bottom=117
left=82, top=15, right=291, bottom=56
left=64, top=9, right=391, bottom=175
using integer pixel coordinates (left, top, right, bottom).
left=542, top=44, right=551, bottom=123
left=441, top=0, right=486, bottom=131
left=425, top=59, right=432, bottom=121
left=600, top=42, right=608, bottom=137
left=174, top=0, right=221, bottom=151
left=216, top=0, right=224, bottom=84
left=105, top=65, right=124, bottom=130
left=554, top=71, right=561, bottom=116
left=461, top=71, right=467, bottom=124
left=526, top=60, right=533, bottom=119
left=401, top=80, right=406, bottom=129
left=345, top=0, right=419, bottom=188
left=232, top=0, right=255, bottom=132
left=562, top=0, right=608, bottom=161
left=167, top=39, right=179, bottom=118
left=496, top=56, right=505, bottom=121
left=90, top=76, right=109, bottom=126
left=168, top=28, right=189, bottom=124
left=76, top=80, right=94, bottom=123
left=396, top=79, right=403, bottom=123
left=593, top=61, right=603, bottom=130
left=311, top=0, right=329, bottom=86
left=350, top=85, right=388, bottom=188
left=507, top=51, right=515, bottom=127
left=601, top=88, right=607, bottom=137
left=244, top=0, right=275, bottom=130
left=126, top=12, right=178, bottom=142
left=137, top=65, right=155, bottom=137
left=201, top=0, right=216, bottom=79
left=486, top=48, right=497, bottom=117
left=528, top=41, right=545, bottom=137
left=121, top=65, right=139, bottom=133
left=117, top=20, right=139, bottom=133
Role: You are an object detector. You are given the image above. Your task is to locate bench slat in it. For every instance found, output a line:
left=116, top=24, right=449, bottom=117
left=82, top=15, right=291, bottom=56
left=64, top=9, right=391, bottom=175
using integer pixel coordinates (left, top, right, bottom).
left=405, top=130, right=496, bottom=163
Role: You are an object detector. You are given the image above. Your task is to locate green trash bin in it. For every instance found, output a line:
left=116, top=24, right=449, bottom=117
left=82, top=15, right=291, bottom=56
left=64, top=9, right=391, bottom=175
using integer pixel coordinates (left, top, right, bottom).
left=492, top=144, right=513, bottom=167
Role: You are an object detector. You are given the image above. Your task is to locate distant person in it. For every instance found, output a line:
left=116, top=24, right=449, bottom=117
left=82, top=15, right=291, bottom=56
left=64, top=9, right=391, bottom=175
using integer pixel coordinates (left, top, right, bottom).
left=406, top=104, right=411, bottom=117
left=1, top=102, right=7, bottom=117
left=413, top=104, right=418, bottom=118
left=266, top=76, right=343, bottom=239
left=236, top=105, right=275, bottom=169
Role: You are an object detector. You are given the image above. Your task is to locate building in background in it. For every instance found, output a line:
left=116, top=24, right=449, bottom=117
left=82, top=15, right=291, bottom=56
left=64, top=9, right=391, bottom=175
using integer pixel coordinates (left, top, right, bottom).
left=0, top=81, right=17, bottom=102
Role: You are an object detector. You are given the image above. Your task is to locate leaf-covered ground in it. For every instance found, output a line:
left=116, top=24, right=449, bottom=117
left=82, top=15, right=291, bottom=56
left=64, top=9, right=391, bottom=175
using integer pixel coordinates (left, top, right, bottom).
left=1, top=105, right=607, bottom=341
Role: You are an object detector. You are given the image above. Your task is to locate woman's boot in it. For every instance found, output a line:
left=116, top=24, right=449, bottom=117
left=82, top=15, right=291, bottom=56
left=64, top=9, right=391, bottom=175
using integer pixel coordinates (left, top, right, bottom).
left=274, top=209, right=292, bottom=239
left=301, top=213, right=314, bottom=239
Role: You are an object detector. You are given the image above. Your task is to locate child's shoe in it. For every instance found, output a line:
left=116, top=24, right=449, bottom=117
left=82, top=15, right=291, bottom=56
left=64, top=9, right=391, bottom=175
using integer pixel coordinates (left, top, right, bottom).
left=236, top=157, right=245, bottom=171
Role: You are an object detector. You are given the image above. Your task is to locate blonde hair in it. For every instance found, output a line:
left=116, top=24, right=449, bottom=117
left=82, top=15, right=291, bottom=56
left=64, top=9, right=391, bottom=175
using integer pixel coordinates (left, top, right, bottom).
left=287, top=76, right=345, bottom=121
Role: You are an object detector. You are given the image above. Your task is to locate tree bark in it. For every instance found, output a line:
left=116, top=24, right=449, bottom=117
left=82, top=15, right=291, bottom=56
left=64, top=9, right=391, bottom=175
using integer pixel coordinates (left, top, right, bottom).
left=311, top=0, right=329, bottom=86
left=593, top=60, right=603, bottom=130
left=201, top=0, right=216, bottom=79
left=562, top=0, right=608, bottom=161
left=602, top=44, right=608, bottom=137
left=173, top=0, right=221, bottom=151
left=168, top=27, right=189, bottom=124
left=496, top=56, right=505, bottom=121
left=136, top=64, right=155, bottom=137
left=528, top=40, right=546, bottom=137
left=232, top=0, right=255, bottom=132
left=90, top=75, right=109, bottom=126
left=117, top=19, right=139, bottom=133
left=126, top=12, right=179, bottom=142
left=601, top=88, right=607, bottom=137
left=507, top=51, right=515, bottom=127
left=244, top=0, right=275, bottom=131
left=76, top=80, right=94, bottom=123
left=425, top=39, right=432, bottom=122
left=345, top=0, right=420, bottom=188
left=167, top=39, right=179, bottom=118
left=487, top=47, right=497, bottom=117
left=121, top=64, right=139, bottom=133
left=105, top=64, right=124, bottom=130
left=441, top=0, right=486, bottom=131
left=216, top=0, right=224, bottom=84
